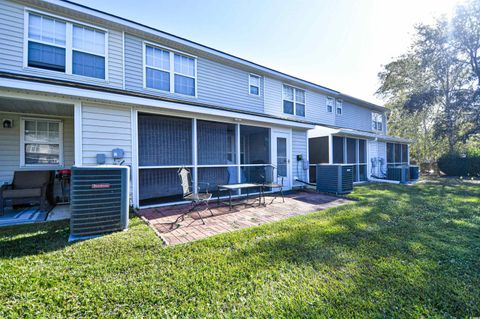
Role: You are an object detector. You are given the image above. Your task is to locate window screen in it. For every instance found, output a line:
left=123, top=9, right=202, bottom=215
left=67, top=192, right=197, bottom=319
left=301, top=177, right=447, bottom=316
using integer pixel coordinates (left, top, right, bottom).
left=197, top=120, right=236, bottom=165
left=332, top=136, right=344, bottom=164
left=359, top=139, right=366, bottom=163
left=401, top=144, right=408, bottom=163
left=240, top=125, right=270, bottom=165
left=394, top=143, right=402, bottom=163
left=346, top=138, right=357, bottom=164
left=138, top=114, right=192, bottom=166
left=387, top=143, right=394, bottom=163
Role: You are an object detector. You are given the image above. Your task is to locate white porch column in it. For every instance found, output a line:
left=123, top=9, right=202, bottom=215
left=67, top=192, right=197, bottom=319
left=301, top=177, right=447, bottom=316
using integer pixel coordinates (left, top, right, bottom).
left=73, top=102, right=83, bottom=166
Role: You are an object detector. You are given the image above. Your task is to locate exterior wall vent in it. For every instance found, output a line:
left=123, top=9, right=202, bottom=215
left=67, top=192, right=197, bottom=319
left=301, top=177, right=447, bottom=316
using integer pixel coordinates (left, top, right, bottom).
left=69, top=166, right=130, bottom=241
left=316, top=164, right=353, bottom=194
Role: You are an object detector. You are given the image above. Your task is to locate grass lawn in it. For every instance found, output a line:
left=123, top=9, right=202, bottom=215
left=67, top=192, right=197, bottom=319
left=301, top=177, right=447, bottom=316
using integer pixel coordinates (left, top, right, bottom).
left=0, top=179, right=479, bottom=318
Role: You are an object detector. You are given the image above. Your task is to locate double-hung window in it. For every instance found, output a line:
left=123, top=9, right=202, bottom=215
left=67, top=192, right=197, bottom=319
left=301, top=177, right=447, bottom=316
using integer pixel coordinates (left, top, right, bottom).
left=283, top=85, right=305, bottom=117
left=336, top=99, right=343, bottom=115
left=174, top=53, right=196, bottom=96
left=249, top=74, right=261, bottom=95
left=27, top=14, right=66, bottom=72
left=145, top=46, right=170, bottom=92
left=145, top=44, right=197, bottom=97
left=21, top=118, right=63, bottom=166
left=372, top=112, right=383, bottom=131
left=72, top=25, right=106, bottom=79
left=326, top=97, right=334, bottom=113
left=26, top=12, right=107, bottom=79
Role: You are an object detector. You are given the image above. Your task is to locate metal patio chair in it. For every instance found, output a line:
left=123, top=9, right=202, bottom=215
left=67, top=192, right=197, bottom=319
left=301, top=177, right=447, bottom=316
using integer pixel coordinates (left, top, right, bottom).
left=172, top=167, right=213, bottom=227
left=261, top=165, right=285, bottom=205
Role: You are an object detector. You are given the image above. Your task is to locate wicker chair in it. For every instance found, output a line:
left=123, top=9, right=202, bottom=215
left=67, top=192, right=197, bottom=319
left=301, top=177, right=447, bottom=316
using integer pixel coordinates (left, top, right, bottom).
left=0, top=171, right=53, bottom=215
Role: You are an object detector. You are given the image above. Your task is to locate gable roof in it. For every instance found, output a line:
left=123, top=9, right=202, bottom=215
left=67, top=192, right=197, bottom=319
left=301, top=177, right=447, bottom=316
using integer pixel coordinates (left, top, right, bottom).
left=29, top=0, right=388, bottom=113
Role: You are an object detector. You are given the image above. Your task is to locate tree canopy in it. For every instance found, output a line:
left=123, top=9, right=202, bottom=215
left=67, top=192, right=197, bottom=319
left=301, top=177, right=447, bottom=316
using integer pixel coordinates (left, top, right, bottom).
left=377, top=0, right=480, bottom=164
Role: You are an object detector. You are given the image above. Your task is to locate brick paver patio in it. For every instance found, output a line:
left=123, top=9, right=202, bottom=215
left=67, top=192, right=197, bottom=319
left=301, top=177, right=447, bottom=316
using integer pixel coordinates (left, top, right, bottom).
left=138, top=191, right=352, bottom=245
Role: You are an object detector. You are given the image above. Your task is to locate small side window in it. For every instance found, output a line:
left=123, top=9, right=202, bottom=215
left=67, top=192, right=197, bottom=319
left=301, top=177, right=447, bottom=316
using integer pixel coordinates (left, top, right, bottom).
left=326, top=97, right=334, bottom=113
left=336, top=99, right=343, bottom=115
left=249, top=74, right=261, bottom=96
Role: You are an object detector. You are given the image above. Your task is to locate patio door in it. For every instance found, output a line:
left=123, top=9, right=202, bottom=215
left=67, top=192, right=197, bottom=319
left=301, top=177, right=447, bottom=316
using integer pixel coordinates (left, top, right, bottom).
left=271, top=130, right=291, bottom=190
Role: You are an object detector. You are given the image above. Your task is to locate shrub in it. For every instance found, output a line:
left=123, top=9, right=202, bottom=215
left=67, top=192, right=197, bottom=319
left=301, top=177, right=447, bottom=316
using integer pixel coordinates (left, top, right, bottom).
left=438, top=153, right=480, bottom=177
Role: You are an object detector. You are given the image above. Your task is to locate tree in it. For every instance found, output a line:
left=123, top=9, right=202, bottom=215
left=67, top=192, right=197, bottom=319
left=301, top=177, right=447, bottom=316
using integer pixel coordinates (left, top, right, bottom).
left=377, top=2, right=480, bottom=160
left=452, top=0, right=480, bottom=139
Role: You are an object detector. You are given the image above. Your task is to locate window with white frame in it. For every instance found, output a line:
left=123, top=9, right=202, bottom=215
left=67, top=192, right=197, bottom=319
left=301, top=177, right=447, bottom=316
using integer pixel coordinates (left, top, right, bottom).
left=174, top=53, right=196, bottom=96
left=72, top=25, right=106, bottom=79
left=145, top=46, right=170, bottom=92
left=27, top=13, right=66, bottom=72
left=21, top=118, right=63, bottom=166
left=336, top=99, right=343, bottom=115
left=27, top=12, right=106, bottom=79
left=145, top=44, right=197, bottom=96
left=326, top=97, right=334, bottom=113
left=372, top=112, right=383, bottom=131
left=249, top=74, right=261, bottom=95
left=283, top=85, right=305, bottom=117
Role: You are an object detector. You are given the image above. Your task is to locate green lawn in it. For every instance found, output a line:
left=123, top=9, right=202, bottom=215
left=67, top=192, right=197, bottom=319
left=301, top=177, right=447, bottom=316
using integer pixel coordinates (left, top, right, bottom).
left=0, top=179, right=479, bottom=318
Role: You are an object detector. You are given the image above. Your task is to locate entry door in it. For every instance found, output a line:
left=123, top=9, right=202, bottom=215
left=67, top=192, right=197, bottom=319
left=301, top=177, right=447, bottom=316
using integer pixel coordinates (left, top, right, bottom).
left=271, top=130, right=291, bottom=190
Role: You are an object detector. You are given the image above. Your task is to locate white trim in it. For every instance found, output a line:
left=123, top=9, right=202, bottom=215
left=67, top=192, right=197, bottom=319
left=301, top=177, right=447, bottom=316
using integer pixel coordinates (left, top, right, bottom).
left=282, top=84, right=306, bottom=117
left=25, top=7, right=109, bottom=32
left=23, top=9, right=109, bottom=81
left=122, top=31, right=126, bottom=90
left=271, top=128, right=292, bottom=190
left=19, top=116, right=64, bottom=168
left=0, top=79, right=315, bottom=129
left=326, top=96, right=334, bottom=113
left=131, top=108, right=139, bottom=208
left=328, top=135, right=333, bottom=164
left=143, top=41, right=198, bottom=98
left=74, top=102, right=82, bottom=165
left=371, top=112, right=383, bottom=132
left=335, top=99, right=343, bottom=115
left=248, top=73, right=261, bottom=96
left=192, top=118, right=198, bottom=193
left=0, top=110, right=72, bottom=119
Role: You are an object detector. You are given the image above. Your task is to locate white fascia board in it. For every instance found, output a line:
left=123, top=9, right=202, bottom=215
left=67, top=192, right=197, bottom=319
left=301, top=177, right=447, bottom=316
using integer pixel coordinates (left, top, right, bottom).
left=0, top=78, right=314, bottom=129
left=307, top=125, right=339, bottom=138
left=335, top=128, right=413, bottom=143
left=36, top=0, right=338, bottom=96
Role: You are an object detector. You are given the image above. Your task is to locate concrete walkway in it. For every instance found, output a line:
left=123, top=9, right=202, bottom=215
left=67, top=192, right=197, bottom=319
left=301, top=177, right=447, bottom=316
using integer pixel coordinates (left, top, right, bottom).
left=139, top=191, right=353, bottom=246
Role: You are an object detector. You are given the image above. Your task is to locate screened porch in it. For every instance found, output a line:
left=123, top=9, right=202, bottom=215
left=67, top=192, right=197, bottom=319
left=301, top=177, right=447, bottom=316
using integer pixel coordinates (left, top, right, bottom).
left=138, top=113, right=278, bottom=207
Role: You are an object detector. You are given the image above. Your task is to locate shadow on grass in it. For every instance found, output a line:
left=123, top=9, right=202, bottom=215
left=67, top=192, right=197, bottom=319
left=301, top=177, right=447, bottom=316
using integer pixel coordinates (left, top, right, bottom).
left=223, top=180, right=480, bottom=316
left=0, top=220, right=70, bottom=259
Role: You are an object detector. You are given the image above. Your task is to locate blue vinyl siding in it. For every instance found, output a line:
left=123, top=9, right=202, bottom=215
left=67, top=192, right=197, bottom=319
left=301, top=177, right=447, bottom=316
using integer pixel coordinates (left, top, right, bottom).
left=335, top=100, right=383, bottom=133
left=124, top=33, right=264, bottom=113
left=264, top=76, right=335, bottom=126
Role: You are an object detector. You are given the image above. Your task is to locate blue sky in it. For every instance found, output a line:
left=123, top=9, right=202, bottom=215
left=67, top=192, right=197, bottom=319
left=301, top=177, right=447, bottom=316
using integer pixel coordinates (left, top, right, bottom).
left=77, top=0, right=459, bottom=104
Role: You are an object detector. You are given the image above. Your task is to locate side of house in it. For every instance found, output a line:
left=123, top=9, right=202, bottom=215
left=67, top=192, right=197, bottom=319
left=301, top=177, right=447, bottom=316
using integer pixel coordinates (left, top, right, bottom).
left=0, top=0, right=407, bottom=208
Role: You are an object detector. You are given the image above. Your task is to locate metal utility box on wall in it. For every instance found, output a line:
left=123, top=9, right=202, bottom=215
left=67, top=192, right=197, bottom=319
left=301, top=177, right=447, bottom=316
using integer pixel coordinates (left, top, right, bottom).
left=387, top=166, right=410, bottom=183
left=316, top=164, right=354, bottom=194
left=69, top=166, right=130, bottom=242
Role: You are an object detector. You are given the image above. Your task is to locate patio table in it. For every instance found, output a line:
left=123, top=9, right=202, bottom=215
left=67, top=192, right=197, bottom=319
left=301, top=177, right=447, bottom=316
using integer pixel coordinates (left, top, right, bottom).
left=217, top=183, right=264, bottom=210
